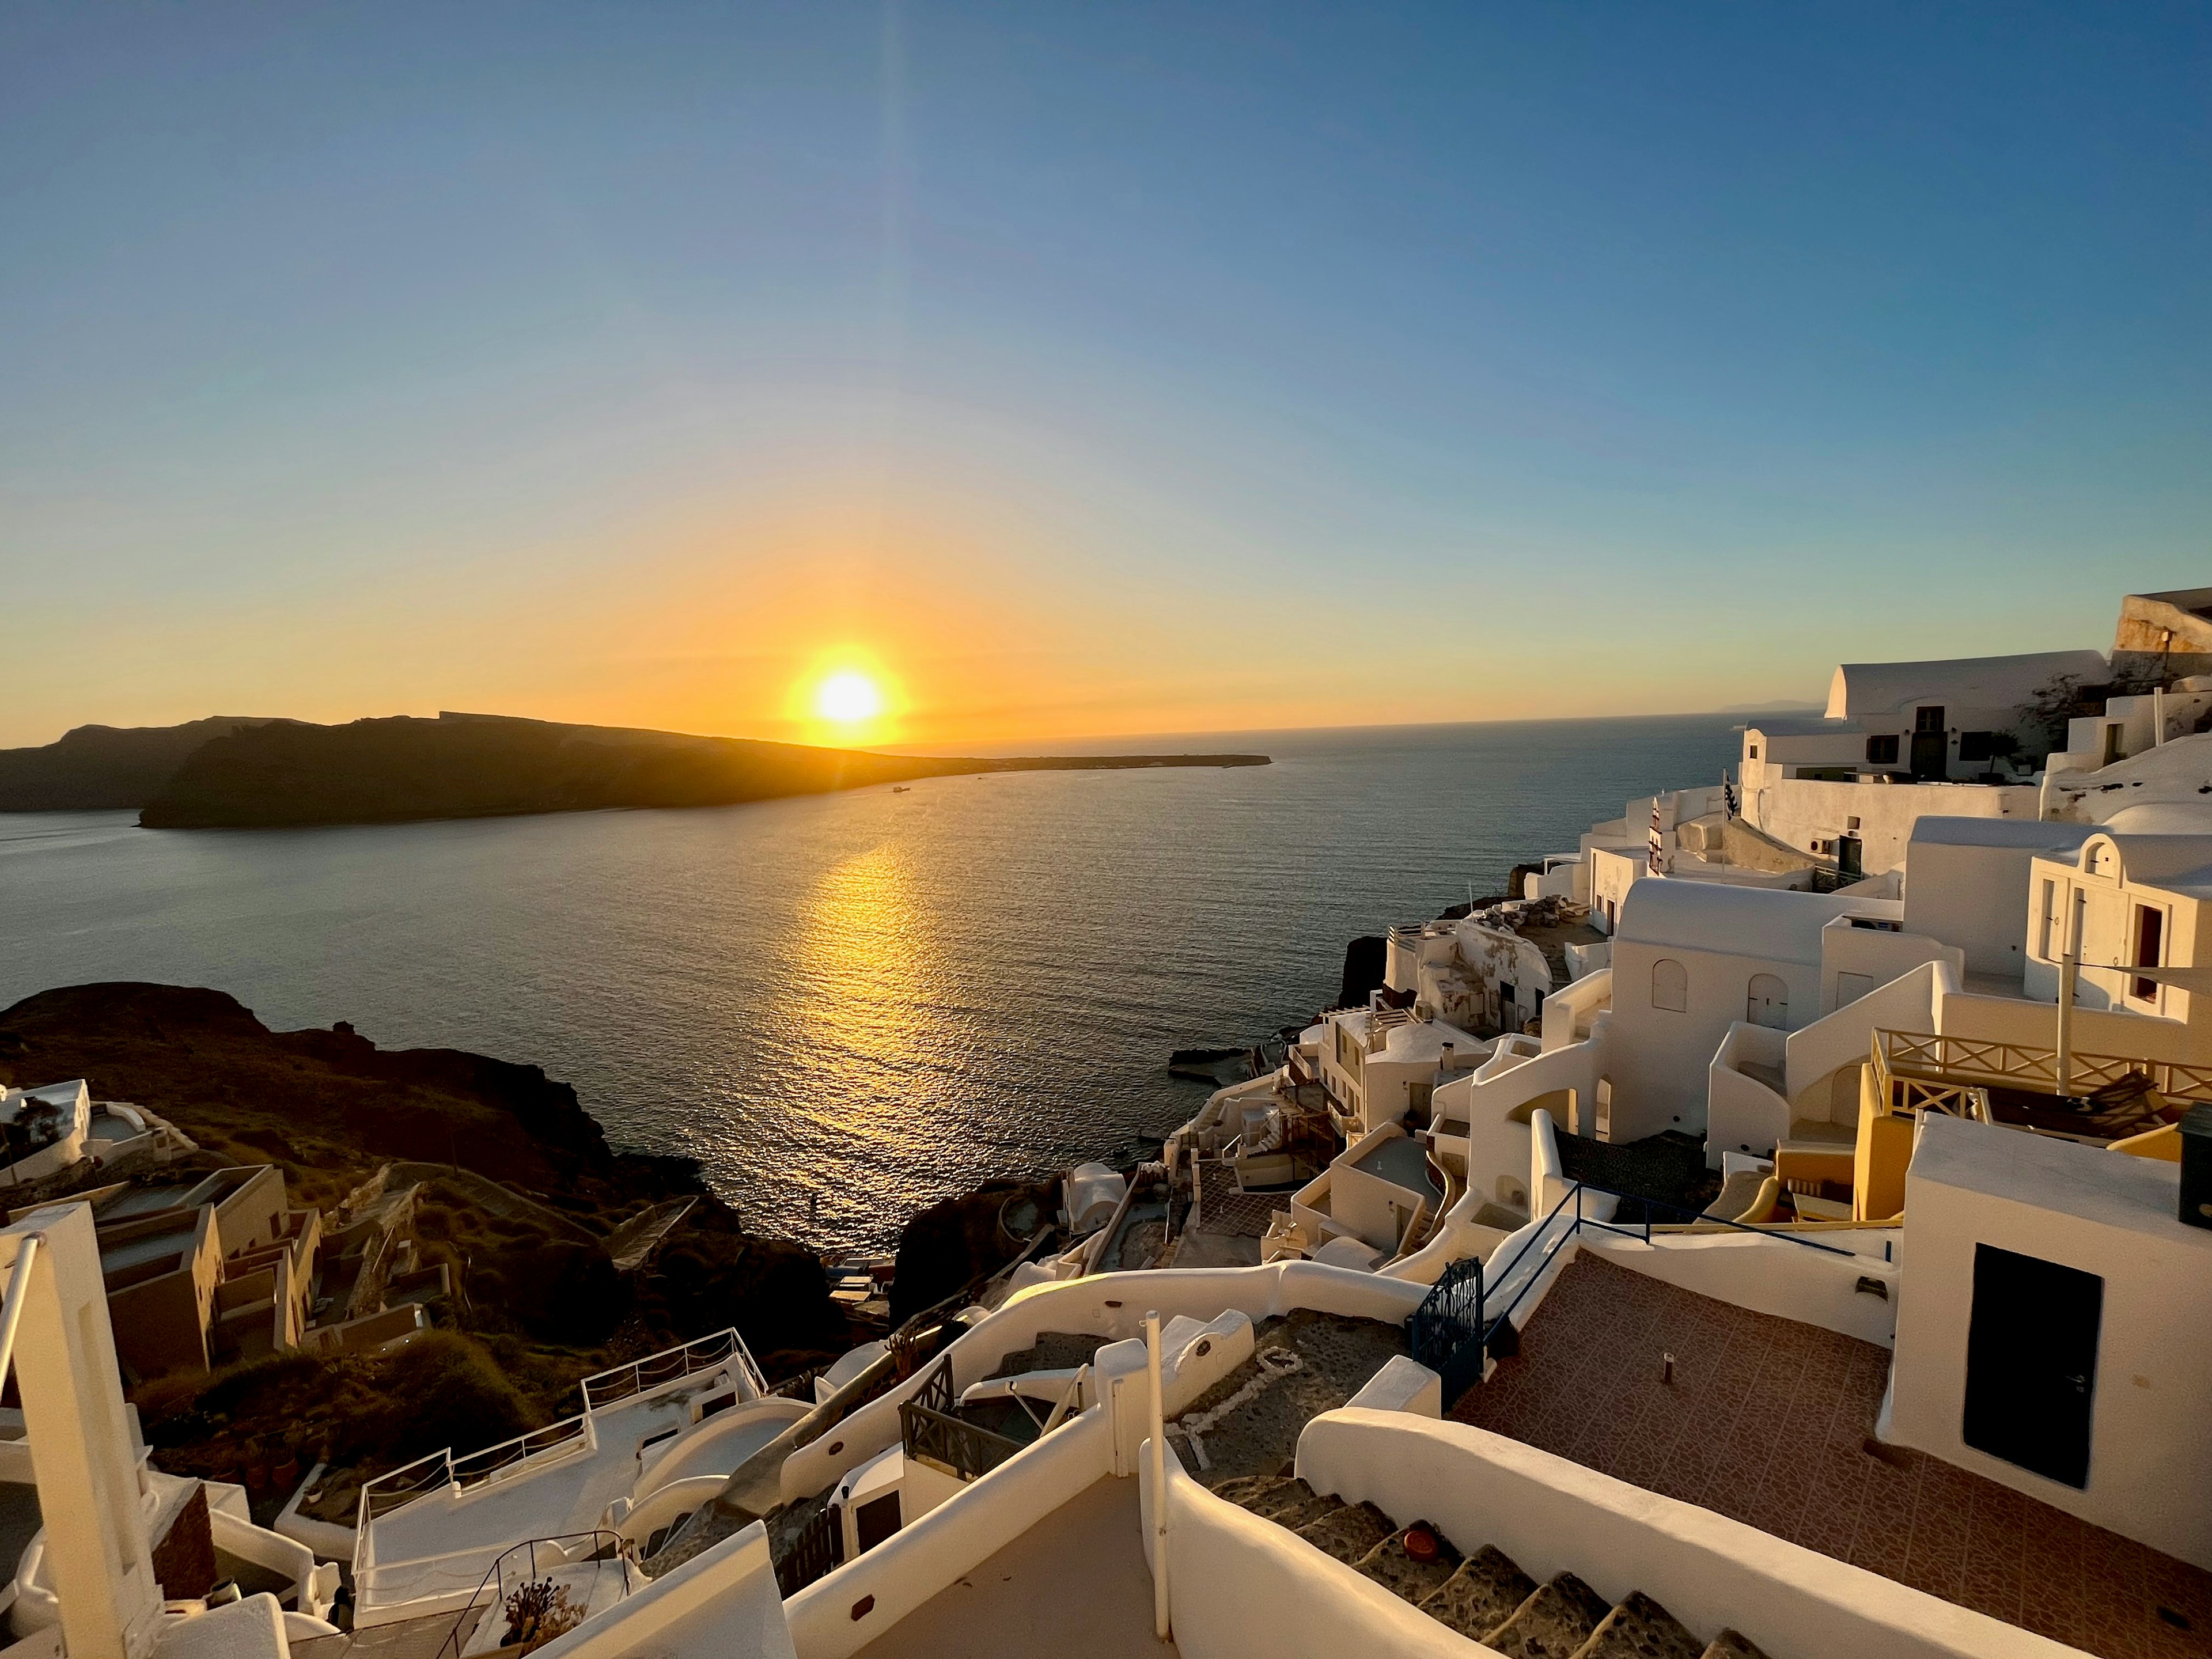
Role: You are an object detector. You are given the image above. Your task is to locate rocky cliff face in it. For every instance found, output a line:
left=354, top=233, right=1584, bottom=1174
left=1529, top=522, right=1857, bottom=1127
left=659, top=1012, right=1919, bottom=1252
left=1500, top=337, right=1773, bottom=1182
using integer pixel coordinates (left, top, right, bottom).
left=0, top=982, right=847, bottom=1365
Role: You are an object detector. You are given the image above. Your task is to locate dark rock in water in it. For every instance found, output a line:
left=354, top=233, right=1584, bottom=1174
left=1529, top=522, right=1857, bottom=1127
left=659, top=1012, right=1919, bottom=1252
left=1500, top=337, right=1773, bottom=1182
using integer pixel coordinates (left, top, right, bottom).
left=1338, top=935, right=1387, bottom=1010
left=1168, top=1046, right=1256, bottom=1083
left=890, top=1176, right=1059, bottom=1325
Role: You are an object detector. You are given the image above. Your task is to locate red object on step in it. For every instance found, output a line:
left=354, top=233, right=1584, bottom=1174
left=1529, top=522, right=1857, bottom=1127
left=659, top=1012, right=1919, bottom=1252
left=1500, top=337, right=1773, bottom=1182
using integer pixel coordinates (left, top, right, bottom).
left=1403, top=1525, right=1440, bottom=1562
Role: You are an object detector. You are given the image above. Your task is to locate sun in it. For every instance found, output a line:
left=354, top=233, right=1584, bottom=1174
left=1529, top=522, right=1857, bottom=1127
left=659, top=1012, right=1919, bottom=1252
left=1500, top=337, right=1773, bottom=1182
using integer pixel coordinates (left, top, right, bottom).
left=815, top=670, right=884, bottom=725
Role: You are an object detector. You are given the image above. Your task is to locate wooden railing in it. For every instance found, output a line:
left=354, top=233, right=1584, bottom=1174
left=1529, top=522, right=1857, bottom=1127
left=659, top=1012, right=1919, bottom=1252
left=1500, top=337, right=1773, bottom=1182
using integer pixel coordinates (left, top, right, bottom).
left=1872, top=1029, right=2212, bottom=1111
left=897, top=1356, right=1025, bottom=1483
left=773, top=1499, right=843, bottom=1597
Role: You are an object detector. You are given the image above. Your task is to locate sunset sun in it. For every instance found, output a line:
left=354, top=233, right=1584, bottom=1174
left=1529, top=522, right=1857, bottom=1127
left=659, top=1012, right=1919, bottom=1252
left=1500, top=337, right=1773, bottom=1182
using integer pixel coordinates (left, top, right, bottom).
left=814, top=670, right=884, bottom=725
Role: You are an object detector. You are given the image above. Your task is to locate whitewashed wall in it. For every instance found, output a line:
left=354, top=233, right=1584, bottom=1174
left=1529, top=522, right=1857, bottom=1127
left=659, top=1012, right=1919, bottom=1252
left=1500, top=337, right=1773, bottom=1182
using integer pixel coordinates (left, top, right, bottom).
left=1296, top=1412, right=2074, bottom=1659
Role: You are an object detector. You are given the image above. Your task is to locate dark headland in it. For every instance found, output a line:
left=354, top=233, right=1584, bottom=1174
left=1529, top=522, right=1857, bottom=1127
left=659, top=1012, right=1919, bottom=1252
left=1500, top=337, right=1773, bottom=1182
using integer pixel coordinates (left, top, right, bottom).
left=0, top=711, right=1268, bottom=828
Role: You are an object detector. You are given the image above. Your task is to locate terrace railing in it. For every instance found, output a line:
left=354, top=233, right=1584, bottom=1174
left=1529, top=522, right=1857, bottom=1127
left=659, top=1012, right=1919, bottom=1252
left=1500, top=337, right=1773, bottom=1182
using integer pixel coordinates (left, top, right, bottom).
left=360, top=1328, right=764, bottom=1532
left=1409, top=1180, right=1858, bottom=1406
left=360, top=1417, right=597, bottom=1527
left=434, top=1531, right=625, bottom=1659
left=898, top=1355, right=1025, bottom=1483
left=1872, top=1029, right=2212, bottom=1111
left=582, top=1326, right=766, bottom=1412
left=773, top=1498, right=844, bottom=1597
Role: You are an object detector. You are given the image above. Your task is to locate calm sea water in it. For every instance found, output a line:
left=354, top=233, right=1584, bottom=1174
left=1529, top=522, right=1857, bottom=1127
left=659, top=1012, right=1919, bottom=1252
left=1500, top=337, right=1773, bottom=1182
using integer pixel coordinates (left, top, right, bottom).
left=0, top=716, right=1743, bottom=1248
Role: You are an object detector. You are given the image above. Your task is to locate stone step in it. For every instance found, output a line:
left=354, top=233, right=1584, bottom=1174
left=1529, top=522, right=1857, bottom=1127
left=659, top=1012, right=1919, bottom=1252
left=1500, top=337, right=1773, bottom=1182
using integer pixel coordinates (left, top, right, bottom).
left=1291, top=1499, right=1398, bottom=1566
left=1699, top=1633, right=1772, bottom=1659
left=1418, top=1545, right=1540, bottom=1643
left=1571, top=1590, right=1705, bottom=1659
left=1353, top=1520, right=1462, bottom=1605
left=1211, top=1474, right=1338, bottom=1531
left=1484, top=1571, right=1613, bottom=1659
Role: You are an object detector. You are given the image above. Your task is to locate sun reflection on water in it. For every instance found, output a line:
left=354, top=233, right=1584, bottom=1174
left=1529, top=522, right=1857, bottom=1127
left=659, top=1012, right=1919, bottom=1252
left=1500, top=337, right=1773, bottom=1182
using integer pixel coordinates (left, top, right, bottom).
left=780, top=841, right=950, bottom=1158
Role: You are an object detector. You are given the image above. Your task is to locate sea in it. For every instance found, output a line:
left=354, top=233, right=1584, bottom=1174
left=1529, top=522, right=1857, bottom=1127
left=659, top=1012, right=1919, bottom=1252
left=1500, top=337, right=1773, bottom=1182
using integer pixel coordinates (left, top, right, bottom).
left=0, top=715, right=1747, bottom=1249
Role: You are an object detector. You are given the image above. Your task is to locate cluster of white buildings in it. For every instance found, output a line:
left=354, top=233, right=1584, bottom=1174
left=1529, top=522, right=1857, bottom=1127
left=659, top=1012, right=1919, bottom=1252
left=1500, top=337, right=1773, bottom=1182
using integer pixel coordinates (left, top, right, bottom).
left=5, top=585, right=2211, bottom=1659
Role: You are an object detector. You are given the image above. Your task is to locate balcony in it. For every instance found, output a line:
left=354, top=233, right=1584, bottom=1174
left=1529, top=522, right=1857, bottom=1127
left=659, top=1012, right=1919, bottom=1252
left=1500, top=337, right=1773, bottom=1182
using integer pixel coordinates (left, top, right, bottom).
left=1869, top=1030, right=2198, bottom=1140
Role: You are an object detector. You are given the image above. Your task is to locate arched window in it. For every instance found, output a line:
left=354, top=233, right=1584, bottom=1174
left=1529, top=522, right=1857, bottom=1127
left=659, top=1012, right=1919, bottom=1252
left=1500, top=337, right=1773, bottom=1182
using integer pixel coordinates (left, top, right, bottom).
left=1747, top=972, right=1789, bottom=1029
left=1651, top=959, right=1688, bottom=1013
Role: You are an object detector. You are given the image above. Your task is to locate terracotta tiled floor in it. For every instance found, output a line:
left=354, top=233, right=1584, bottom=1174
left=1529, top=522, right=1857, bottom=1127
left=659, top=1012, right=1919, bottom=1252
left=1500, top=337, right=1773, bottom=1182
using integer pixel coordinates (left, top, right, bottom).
left=1194, top=1160, right=1290, bottom=1238
left=1450, top=1253, right=2212, bottom=1659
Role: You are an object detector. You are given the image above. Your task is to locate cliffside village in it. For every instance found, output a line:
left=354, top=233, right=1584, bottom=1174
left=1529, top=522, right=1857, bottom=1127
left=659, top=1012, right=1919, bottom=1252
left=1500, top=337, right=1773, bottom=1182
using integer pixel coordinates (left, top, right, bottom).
left=4, top=584, right=2210, bottom=1659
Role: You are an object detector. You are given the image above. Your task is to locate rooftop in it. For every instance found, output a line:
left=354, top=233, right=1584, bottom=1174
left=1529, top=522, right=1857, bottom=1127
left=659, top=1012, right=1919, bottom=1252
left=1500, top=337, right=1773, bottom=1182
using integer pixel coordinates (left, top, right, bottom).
left=1909, top=1115, right=2206, bottom=1248
left=1451, top=1251, right=2211, bottom=1658
left=1825, top=650, right=2108, bottom=719
left=849, top=1475, right=1173, bottom=1659
left=1909, top=816, right=2098, bottom=851
left=1616, top=880, right=1891, bottom=964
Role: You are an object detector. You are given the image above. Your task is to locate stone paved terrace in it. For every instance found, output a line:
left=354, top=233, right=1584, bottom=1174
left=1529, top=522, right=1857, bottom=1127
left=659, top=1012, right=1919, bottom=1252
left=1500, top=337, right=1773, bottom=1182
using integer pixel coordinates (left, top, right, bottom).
left=1192, top=1158, right=1292, bottom=1238
left=1452, top=1252, right=2212, bottom=1659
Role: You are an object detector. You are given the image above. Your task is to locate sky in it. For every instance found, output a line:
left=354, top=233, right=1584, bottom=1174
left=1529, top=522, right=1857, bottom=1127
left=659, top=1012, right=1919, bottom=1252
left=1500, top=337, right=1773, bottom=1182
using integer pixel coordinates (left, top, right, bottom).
left=2, top=2, right=2207, bottom=749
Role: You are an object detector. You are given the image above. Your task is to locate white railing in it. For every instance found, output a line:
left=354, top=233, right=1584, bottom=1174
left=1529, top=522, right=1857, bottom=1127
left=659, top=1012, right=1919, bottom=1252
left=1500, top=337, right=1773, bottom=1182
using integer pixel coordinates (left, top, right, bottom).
left=358, top=1328, right=762, bottom=1531
left=358, top=1415, right=598, bottom=1527
left=582, top=1327, right=764, bottom=1413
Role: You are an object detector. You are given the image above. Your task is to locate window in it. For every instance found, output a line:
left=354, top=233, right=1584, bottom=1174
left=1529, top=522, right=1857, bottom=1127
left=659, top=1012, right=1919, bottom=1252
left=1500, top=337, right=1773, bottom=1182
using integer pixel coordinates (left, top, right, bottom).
left=1846, top=816, right=1861, bottom=831
left=1748, top=744, right=1760, bottom=760
left=1651, top=959, right=1688, bottom=1013
left=2037, top=879, right=2056, bottom=959
left=2134, top=905, right=2165, bottom=1002
left=1958, top=731, right=1995, bottom=762
left=1866, top=734, right=1900, bottom=765
left=1915, top=706, right=1946, bottom=734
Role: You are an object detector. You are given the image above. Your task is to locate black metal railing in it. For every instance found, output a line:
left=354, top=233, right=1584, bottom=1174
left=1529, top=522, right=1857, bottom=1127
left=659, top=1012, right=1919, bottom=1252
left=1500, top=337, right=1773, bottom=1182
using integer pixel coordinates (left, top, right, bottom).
left=897, top=1356, right=1025, bottom=1483
left=1407, top=1254, right=1488, bottom=1400
left=435, top=1531, right=623, bottom=1659
left=772, top=1499, right=843, bottom=1597
left=1407, top=1179, right=1864, bottom=1403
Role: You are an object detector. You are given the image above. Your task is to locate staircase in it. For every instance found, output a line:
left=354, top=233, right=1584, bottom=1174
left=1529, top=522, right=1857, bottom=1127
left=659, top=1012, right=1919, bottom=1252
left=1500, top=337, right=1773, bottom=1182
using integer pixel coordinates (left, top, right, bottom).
left=1211, top=1475, right=1772, bottom=1659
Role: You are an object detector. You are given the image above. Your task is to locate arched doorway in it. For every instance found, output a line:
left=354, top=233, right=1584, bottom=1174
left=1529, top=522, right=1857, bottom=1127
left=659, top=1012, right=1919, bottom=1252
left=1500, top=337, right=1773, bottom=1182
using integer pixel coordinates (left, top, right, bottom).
left=1747, top=972, right=1789, bottom=1029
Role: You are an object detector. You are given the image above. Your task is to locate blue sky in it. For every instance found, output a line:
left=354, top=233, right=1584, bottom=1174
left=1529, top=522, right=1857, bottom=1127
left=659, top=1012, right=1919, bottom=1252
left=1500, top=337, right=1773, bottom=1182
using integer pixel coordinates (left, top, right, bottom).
left=2, top=3, right=2206, bottom=744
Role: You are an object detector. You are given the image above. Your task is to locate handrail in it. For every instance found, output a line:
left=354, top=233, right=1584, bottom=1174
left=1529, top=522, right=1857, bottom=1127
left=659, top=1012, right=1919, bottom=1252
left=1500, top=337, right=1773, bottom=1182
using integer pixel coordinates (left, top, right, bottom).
left=0, top=1235, right=40, bottom=1397
left=1575, top=1180, right=1857, bottom=1258
left=434, top=1530, right=626, bottom=1659
left=1419, top=1177, right=1858, bottom=1402
left=582, top=1326, right=764, bottom=1412
left=363, top=1328, right=763, bottom=1530
left=1874, top=1028, right=2212, bottom=1107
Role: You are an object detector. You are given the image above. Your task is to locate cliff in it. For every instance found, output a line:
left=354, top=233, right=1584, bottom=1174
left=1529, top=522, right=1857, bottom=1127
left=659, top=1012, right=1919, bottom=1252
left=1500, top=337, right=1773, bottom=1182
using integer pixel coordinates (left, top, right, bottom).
left=138, top=711, right=1270, bottom=828
left=0, top=716, right=285, bottom=810
left=0, top=983, right=847, bottom=1365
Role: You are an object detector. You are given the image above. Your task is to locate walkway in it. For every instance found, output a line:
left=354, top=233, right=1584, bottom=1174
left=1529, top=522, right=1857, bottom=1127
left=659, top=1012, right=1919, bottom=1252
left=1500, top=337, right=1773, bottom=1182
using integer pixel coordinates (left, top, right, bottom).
left=1453, top=1252, right=2211, bottom=1659
left=850, top=1476, right=1176, bottom=1659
